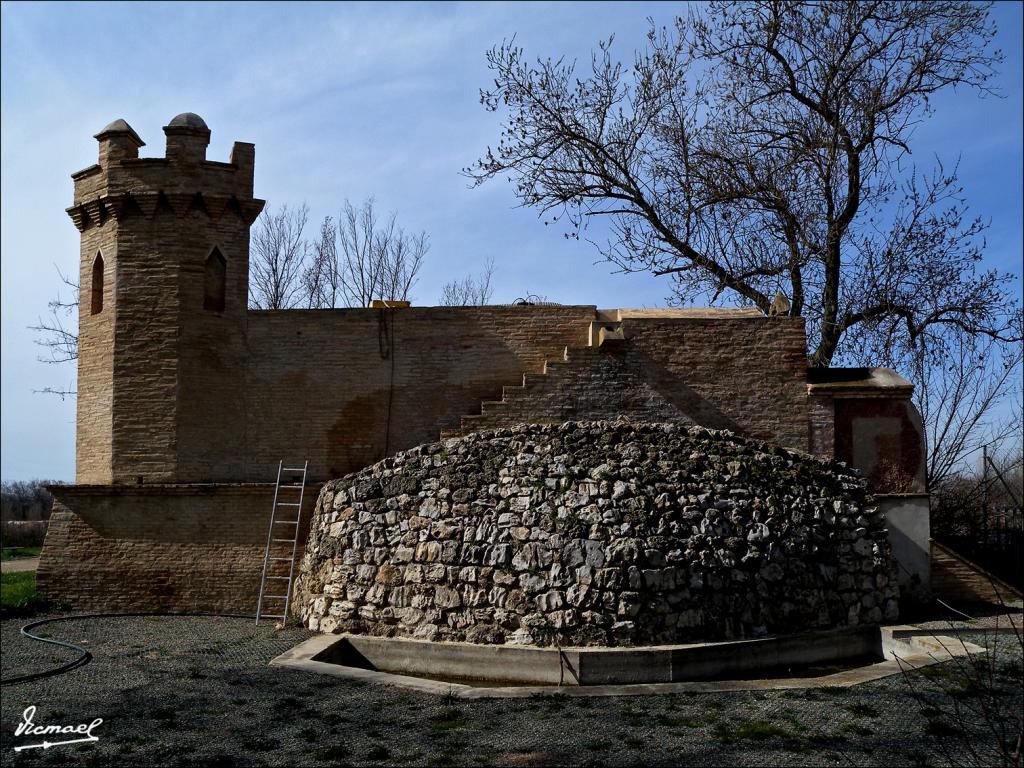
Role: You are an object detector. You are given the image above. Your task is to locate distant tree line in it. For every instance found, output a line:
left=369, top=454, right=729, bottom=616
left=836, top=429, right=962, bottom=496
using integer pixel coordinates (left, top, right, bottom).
left=1, top=480, right=61, bottom=522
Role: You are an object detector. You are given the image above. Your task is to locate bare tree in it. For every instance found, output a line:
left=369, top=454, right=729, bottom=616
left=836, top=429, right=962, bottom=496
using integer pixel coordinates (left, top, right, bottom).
left=30, top=267, right=78, bottom=364
left=250, top=203, right=310, bottom=309
left=439, top=257, right=496, bottom=306
left=327, top=197, right=427, bottom=308
left=29, top=266, right=78, bottom=399
left=303, top=216, right=341, bottom=309
left=913, top=331, right=1022, bottom=490
left=467, top=1, right=1018, bottom=367
left=850, top=307, right=1023, bottom=490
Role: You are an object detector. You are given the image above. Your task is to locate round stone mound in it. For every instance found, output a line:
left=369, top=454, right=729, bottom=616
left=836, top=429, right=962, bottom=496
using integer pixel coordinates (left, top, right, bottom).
left=296, top=422, right=898, bottom=647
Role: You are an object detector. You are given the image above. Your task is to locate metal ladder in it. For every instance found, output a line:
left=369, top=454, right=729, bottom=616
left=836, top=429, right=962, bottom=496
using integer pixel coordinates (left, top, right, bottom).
left=256, top=460, right=308, bottom=626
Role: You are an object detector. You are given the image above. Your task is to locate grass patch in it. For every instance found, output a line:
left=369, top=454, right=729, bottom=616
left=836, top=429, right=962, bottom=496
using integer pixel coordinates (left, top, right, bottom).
left=774, top=708, right=807, bottom=732
left=314, top=743, right=349, bottom=762
left=618, top=733, right=644, bottom=748
left=367, top=744, right=391, bottom=762
left=1, top=546, right=41, bottom=561
left=430, top=708, right=465, bottom=733
left=0, top=571, right=51, bottom=618
left=845, top=702, right=879, bottom=718
left=714, top=719, right=793, bottom=742
left=841, top=723, right=874, bottom=737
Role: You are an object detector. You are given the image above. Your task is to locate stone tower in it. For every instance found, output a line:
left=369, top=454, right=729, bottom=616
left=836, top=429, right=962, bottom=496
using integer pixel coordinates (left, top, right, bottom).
left=68, top=113, right=264, bottom=484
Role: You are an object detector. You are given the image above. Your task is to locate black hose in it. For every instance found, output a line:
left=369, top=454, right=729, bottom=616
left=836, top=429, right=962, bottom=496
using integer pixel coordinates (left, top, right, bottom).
left=0, top=611, right=257, bottom=686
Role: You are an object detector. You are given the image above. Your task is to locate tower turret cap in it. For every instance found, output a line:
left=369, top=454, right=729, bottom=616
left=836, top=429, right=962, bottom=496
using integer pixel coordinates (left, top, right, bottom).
left=166, top=112, right=209, bottom=131
left=94, top=118, right=145, bottom=147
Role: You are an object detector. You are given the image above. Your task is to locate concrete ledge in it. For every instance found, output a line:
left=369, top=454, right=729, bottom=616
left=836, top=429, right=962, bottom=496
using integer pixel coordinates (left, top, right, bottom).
left=316, top=626, right=880, bottom=685
left=270, top=626, right=981, bottom=699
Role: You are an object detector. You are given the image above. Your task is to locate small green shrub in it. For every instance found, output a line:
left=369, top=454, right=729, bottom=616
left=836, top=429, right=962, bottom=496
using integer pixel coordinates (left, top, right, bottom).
left=1, top=546, right=42, bottom=561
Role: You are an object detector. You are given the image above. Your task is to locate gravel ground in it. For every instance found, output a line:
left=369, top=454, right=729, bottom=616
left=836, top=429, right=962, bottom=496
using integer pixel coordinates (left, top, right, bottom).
left=1, top=613, right=1020, bottom=767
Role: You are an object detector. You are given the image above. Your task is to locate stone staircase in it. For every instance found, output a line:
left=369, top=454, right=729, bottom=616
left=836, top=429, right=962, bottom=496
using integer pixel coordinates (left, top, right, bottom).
left=439, top=321, right=626, bottom=440
left=930, top=540, right=1022, bottom=606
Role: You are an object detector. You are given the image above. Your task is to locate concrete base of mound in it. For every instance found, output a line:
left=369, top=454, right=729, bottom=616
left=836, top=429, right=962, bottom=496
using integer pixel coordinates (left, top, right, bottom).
left=270, top=626, right=982, bottom=698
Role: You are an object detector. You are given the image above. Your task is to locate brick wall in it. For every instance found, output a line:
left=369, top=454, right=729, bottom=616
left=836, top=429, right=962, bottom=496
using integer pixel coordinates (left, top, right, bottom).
left=37, top=484, right=314, bottom=613
left=243, top=306, right=595, bottom=481
left=460, top=317, right=810, bottom=452
left=75, top=203, right=117, bottom=484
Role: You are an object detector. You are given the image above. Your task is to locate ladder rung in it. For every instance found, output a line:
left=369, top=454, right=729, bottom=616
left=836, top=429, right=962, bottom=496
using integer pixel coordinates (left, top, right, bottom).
left=259, top=460, right=306, bottom=625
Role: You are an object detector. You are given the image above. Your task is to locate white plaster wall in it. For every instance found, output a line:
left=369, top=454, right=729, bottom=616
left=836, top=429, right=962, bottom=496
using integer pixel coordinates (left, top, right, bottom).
left=878, top=494, right=931, bottom=600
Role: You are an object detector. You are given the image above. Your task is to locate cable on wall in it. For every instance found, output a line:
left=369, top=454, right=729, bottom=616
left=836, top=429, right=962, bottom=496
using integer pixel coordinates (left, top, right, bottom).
left=378, top=308, right=396, bottom=459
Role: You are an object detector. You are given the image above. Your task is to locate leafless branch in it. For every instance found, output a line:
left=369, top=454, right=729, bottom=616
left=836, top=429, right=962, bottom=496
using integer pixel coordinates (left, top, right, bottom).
left=249, top=203, right=310, bottom=309
left=467, top=1, right=1015, bottom=367
left=439, top=257, right=496, bottom=306
left=29, top=266, right=79, bottom=365
left=332, top=198, right=428, bottom=308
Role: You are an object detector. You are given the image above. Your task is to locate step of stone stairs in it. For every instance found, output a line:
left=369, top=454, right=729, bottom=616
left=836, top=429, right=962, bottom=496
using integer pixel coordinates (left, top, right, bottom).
left=442, top=341, right=617, bottom=439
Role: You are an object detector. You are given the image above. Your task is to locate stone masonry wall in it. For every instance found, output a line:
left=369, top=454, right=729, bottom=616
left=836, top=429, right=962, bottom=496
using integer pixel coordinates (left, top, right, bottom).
left=296, top=422, right=898, bottom=647
left=69, top=121, right=815, bottom=488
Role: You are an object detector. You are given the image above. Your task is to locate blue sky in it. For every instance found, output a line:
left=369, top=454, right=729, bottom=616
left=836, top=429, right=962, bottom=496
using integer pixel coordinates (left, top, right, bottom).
left=2, top=1, right=1021, bottom=482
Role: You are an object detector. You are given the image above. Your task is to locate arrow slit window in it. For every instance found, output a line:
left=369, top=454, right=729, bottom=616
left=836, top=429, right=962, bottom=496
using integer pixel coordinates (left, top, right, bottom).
left=204, top=248, right=226, bottom=311
left=90, top=253, right=104, bottom=314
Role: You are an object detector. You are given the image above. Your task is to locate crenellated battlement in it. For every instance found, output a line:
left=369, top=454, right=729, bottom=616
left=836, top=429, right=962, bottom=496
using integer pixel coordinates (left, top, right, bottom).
left=67, top=113, right=262, bottom=231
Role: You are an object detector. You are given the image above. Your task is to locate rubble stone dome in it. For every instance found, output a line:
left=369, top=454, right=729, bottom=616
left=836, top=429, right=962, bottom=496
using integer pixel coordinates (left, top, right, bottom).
left=296, top=421, right=898, bottom=647
left=166, top=112, right=208, bottom=130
